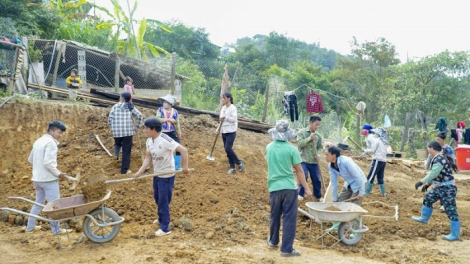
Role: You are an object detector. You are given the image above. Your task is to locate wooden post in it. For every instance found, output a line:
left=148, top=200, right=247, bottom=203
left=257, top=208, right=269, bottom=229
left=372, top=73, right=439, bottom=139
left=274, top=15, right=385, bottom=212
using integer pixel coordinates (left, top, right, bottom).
left=170, top=52, right=176, bottom=95
left=262, top=82, right=269, bottom=122
left=229, top=63, right=240, bottom=92
left=356, top=112, right=361, bottom=146
left=416, top=109, right=429, bottom=148
left=51, top=45, right=62, bottom=87
left=400, top=113, right=411, bottom=151
left=114, top=55, right=120, bottom=93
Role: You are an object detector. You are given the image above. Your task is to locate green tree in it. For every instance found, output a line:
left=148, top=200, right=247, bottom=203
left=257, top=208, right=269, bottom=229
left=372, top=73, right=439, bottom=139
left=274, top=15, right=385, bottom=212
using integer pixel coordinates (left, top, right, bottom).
left=145, top=20, right=219, bottom=62
left=0, top=0, right=62, bottom=37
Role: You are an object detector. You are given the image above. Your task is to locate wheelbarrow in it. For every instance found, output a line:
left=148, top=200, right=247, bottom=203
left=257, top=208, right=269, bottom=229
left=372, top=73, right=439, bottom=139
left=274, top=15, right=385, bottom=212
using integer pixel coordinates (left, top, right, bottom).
left=0, top=190, right=124, bottom=244
left=299, top=200, right=398, bottom=247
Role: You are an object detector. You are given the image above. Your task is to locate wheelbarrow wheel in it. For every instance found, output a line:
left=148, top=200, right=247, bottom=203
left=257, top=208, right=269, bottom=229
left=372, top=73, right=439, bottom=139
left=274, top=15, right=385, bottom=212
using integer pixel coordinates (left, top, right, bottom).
left=338, top=219, right=363, bottom=246
left=83, top=207, right=121, bottom=243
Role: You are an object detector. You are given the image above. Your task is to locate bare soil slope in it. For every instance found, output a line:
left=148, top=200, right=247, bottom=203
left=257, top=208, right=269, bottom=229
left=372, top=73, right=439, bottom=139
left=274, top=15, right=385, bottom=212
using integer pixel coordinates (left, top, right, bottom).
left=0, top=100, right=469, bottom=264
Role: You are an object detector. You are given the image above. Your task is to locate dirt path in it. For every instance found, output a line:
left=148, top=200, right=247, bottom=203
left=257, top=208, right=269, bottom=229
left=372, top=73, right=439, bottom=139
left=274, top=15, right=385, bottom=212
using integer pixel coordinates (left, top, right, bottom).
left=0, top=100, right=469, bottom=264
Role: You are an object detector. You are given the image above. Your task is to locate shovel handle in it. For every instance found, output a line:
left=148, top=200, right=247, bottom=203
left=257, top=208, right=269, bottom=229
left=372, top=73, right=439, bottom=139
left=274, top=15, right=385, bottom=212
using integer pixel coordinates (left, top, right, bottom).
left=209, top=122, right=223, bottom=156
left=105, top=168, right=194, bottom=184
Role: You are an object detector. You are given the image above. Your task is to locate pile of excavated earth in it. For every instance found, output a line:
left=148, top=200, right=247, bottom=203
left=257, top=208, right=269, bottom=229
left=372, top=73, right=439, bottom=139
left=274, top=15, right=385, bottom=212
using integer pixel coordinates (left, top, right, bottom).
left=0, top=100, right=469, bottom=264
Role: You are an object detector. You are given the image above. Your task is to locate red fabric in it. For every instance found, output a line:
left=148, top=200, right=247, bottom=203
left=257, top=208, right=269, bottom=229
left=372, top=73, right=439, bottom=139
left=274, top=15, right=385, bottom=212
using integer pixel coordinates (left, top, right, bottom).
left=306, top=92, right=323, bottom=113
left=457, top=121, right=466, bottom=129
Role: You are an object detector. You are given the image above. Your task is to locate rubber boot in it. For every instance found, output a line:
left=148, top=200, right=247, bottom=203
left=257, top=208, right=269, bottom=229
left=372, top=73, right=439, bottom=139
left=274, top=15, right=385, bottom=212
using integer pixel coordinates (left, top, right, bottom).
left=442, top=220, right=460, bottom=241
left=365, top=183, right=373, bottom=196
left=326, top=222, right=341, bottom=233
left=379, top=184, right=386, bottom=197
left=174, top=155, right=182, bottom=171
left=412, top=205, right=433, bottom=224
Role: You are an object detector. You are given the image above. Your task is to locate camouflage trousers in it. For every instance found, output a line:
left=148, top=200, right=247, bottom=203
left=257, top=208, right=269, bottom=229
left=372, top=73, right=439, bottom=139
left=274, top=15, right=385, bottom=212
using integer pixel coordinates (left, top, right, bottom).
left=423, top=184, right=459, bottom=221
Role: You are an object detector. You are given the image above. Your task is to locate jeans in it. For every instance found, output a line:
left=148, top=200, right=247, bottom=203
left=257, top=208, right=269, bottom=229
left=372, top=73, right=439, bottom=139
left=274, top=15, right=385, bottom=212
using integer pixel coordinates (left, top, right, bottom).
left=269, top=189, right=298, bottom=253
left=298, top=162, right=322, bottom=199
left=163, top=131, right=180, bottom=156
left=114, top=136, right=133, bottom=174
left=153, top=176, right=175, bottom=232
left=26, top=181, right=61, bottom=234
left=222, top=132, right=241, bottom=169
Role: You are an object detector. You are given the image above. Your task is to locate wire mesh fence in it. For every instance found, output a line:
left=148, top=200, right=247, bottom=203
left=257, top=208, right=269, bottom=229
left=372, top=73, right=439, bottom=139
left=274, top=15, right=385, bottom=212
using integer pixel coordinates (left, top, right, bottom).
left=30, top=39, right=178, bottom=98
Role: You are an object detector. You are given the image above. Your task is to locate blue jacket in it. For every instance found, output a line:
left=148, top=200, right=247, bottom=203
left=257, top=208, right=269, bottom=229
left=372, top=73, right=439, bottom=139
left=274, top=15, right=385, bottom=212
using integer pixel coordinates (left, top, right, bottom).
left=329, top=156, right=367, bottom=201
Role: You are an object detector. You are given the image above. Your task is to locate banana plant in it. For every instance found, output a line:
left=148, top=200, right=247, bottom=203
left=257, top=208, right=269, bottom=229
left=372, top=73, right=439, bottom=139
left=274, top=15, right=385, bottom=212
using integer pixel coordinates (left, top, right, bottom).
left=45, top=0, right=91, bottom=19
left=93, top=0, right=171, bottom=60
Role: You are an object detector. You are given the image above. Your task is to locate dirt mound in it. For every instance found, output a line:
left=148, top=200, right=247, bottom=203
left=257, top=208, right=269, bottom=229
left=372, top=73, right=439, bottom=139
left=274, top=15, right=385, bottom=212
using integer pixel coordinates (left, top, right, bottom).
left=0, top=100, right=469, bottom=264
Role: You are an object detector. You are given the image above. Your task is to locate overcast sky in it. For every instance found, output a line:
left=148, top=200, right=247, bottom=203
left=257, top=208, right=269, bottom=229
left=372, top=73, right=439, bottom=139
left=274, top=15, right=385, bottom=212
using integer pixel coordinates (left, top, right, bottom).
left=96, top=0, right=470, bottom=62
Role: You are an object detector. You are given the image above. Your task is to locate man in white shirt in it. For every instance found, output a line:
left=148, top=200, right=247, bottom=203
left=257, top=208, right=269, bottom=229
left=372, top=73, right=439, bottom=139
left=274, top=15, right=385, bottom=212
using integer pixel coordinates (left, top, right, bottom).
left=133, top=117, right=189, bottom=237
left=25, top=120, right=71, bottom=235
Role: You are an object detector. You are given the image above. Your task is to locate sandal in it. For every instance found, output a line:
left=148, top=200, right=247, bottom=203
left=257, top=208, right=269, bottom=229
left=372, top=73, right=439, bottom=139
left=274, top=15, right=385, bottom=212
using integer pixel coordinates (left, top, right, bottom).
left=280, top=249, right=301, bottom=257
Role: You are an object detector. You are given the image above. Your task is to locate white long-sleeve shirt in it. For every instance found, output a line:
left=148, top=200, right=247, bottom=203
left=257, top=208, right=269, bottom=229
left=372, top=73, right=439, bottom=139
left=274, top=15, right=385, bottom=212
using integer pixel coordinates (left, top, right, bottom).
left=28, top=134, right=62, bottom=182
left=364, top=137, right=387, bottom=162
left=219, top=104, right=238, bottom=134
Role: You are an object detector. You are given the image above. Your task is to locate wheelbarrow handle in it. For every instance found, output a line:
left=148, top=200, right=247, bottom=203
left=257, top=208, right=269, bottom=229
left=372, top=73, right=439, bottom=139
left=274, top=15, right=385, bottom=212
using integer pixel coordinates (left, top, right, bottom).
left=8, top=196, right=45, bottom=207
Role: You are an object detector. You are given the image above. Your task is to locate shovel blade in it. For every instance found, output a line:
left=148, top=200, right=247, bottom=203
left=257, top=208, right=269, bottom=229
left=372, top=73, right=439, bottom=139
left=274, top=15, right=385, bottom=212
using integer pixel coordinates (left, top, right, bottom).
left=70, top=172, right=80, bottom=190
left=87, top=174, right=106, bottom=184
left=206, top=155, right=215, bottom=161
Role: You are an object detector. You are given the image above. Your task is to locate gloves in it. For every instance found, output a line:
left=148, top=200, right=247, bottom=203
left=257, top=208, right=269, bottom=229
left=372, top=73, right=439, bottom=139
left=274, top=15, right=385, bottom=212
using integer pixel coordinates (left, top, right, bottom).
left=422, top=184, right=430, bottom=192
left=415, top=181, right=423, bottom=190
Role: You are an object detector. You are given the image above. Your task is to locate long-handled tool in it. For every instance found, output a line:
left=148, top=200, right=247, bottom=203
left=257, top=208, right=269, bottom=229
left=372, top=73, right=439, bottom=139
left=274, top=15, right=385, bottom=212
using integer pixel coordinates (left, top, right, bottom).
left=87, top=169, right=194, bottom=185
left=313, top=136, right=327, bottom=194
left=95, top=134, right=113, bottom=157
left=64, top=172, right=81, bottom=190
left=207, top=122, right=222, bottom=161
left=132, top=117, right=144, bottom=163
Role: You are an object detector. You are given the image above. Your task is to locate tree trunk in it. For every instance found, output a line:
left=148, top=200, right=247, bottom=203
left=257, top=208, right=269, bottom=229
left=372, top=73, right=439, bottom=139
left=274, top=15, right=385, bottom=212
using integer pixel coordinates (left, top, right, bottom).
left=400, top=113, right=411, bottom=151
left=262, top=82, right=269, bottom=122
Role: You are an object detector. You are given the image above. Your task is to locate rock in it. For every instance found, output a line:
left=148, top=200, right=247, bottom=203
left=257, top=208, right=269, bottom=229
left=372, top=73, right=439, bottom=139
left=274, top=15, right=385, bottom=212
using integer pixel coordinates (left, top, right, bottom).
left=2, top=169, right=9, bottom=175
left=426, top=233, right=437, bottom=241
left=438, top=250, right=449, bottom=256
left=210, top=198, right=219, bottom=204
left=351, top=247, right=360, bottom=253
left=14, top=215, right=24, bottom=226
left=182, top=222, right=192, bottom=232
left=19, top=238, right=29, bottom=244
left=214, top=226, right=223, bottom=231
left=8, top=214, right=16, bottom=225
left=417, top=229, right=427, bottom=237
left=0, top=210, right=10, bottom=222
left=205, top=231, right=215, bottom=239
left=146, top=256, right=154, bottom=262
left=146, top=232, right=155, bottom=239
left=117, top=209, right=126, bottom=215
left=163, top=257, right=169, bottom=262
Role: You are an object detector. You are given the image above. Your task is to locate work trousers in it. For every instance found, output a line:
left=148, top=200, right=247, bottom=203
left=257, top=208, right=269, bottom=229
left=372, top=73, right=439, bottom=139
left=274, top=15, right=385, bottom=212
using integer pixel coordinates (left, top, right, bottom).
left=298, top=162, right=322, bottom=199
left=423, top=185, right=459, bottom=221
left=153, top=176, right=175, bottom=232
left=114, top=136, right=133, bottom=174
left=26, top=181, right=61, bottom=234
left=366, top=160, right=386, bottom=184
left=269, top=189, right=298, bottom=253
left=222, top=132, right=241, bottom=169
left=338, top=186, right=362, bottom=206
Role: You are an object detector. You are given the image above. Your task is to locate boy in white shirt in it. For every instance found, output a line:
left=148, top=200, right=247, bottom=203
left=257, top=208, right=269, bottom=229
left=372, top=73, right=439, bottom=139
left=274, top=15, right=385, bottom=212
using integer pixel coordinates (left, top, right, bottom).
left=25, top=120, right=71, bottom=235
left=133, top=118, right=189, bottom=236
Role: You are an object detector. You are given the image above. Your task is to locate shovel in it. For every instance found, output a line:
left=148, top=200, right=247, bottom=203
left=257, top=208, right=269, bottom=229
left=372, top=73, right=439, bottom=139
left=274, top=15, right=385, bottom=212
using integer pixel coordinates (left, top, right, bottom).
left=207, top=122, right=222, bottom=161
left=64, top=172, right=81, bottom=190
left=86, top=169, right=194, bottom=185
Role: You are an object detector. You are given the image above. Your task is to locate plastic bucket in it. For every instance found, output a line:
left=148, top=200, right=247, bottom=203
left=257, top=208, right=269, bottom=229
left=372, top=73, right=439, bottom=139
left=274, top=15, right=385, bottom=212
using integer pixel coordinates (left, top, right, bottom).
left=455, top=145, right=470, bottom=170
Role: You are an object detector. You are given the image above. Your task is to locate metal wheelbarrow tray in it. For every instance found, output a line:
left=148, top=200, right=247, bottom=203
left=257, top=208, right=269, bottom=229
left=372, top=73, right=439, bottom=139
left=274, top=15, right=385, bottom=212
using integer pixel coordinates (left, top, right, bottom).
left=43, top=191, right=112, bottom=220
left=304, top=202, right=369, bottom=246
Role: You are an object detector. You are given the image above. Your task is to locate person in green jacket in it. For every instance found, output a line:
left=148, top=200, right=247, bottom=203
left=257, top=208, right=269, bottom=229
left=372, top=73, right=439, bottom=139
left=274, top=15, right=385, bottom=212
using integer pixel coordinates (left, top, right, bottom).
left=297, top=115, right=323, bottom=201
